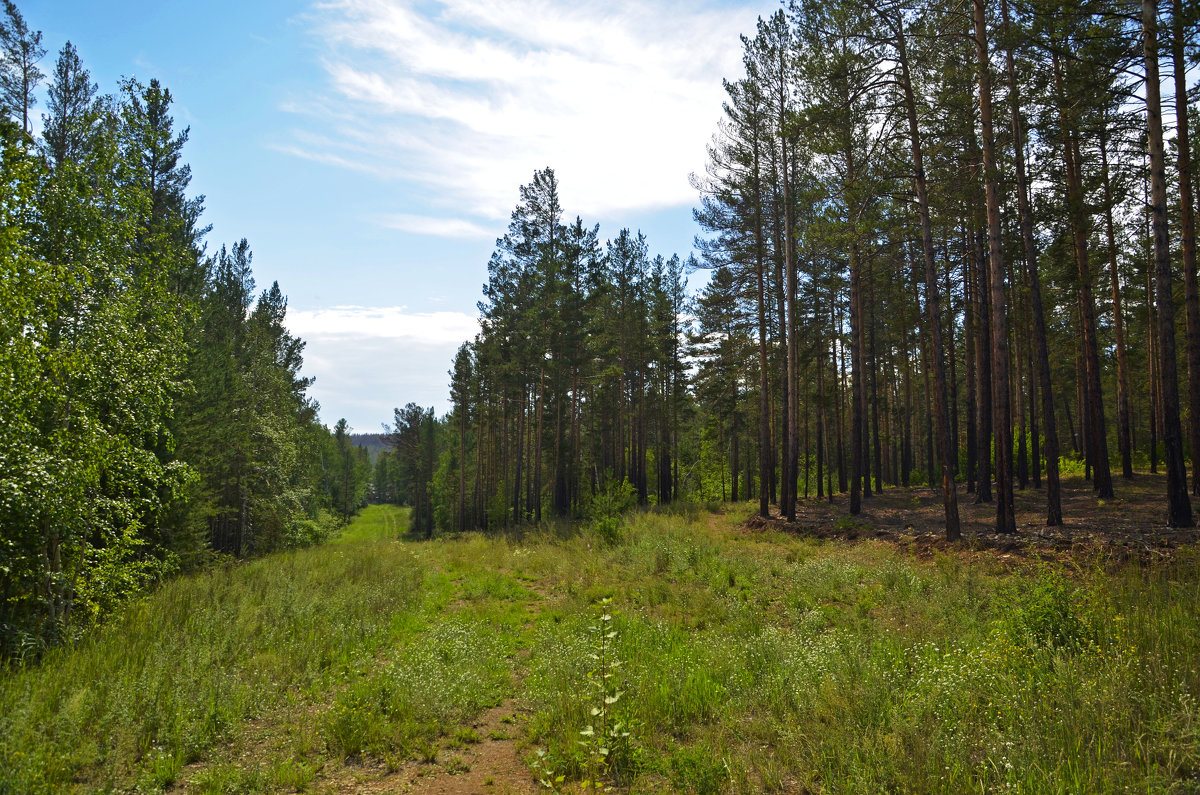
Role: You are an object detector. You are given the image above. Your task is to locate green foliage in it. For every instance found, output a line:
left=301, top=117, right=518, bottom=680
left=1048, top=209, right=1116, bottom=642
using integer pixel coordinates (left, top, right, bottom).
left=0, top=79, right=191, bottom=656
left=0, top=506, right=424, bottom=793
left=0, top=9, right=343, bottom=656
left=432, top=446, right=456, bottom=531
left=328, top=419, right=371, bottom=521
left=666, top=743, right=729, bottom=795
left=1057, top=454, right=1088, bottom=477
left=577, top=598, right=634, bottom=790
left=586, top=479, right=637, bottom=544
left=998, top=567, right=1089, bottom=651
left=170, top=239, right=335, bottom=559
left=390, top=403, right=438, bottom=537
left=322, top=618, right=510, bottom=760
left=283, top=509, right=340, bottom=549
left=422, top=168, right=695, bottom=533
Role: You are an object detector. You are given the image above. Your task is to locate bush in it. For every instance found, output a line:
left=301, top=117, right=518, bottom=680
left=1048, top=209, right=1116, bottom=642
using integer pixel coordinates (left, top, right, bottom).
left=587, top=479, right=637, bottom=544
left=1000, top=570, right=1088, bottom=651
left=284, top=509, right=340, bottom=549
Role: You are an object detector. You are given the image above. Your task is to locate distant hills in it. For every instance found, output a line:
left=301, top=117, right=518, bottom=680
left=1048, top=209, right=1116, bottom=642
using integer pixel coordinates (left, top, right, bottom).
left=350, top=433, right=389, bottom=461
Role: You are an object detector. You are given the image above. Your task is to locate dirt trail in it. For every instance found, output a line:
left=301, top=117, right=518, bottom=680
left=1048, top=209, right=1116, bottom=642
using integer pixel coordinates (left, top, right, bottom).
left=327, top=560, right=547, bottom=794
left=318, top=705, right=538, bottom=795
left=405, top=701, right=535, bottom=795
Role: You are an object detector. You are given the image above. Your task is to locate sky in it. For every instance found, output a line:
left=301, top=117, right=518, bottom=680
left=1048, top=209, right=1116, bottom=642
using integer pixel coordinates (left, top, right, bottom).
left=26, top=0, right=779, bottom=432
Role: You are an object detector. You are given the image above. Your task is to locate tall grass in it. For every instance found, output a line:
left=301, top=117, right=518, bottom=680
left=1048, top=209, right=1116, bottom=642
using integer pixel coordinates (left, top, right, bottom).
left=519, top=513, right=1200, bottom=793
left=0, top=505, right=424, bottom=793
left=2, top=502, right=1198, bottom=793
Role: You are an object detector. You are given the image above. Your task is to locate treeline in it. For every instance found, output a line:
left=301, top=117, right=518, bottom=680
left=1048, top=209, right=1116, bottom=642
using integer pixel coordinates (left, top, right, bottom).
left=387, top=0, right=1199, bottom=539
left=376, top=169, right=692, bottom=535
left=0, top=3, right=368, bottom=659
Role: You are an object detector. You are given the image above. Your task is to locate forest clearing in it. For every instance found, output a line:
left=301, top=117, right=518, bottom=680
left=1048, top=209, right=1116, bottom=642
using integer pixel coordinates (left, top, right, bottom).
left=2, top=495, right=1197, bottom=794
left=5, top=0, right=1200, bottom=791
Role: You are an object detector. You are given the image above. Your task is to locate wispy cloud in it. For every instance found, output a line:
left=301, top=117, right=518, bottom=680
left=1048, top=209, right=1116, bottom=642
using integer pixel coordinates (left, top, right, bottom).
left=375, top=213, right=494, bottom=238
left=288, top=305, right=479, bottom=343
left=287, top=0, right=755, bottom=221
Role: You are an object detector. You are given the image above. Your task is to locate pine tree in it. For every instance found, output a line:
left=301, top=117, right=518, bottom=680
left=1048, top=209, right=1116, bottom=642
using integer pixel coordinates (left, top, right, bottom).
left=0, top=0, right=43, bottom=137
left=42, top=42, right=99, bottom=170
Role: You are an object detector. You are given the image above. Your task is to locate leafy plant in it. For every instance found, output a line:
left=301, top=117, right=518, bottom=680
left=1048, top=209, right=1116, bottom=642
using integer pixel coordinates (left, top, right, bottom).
left=530, top=748, right=565, bottom=790
left=578, top=597, right=632, bottom=790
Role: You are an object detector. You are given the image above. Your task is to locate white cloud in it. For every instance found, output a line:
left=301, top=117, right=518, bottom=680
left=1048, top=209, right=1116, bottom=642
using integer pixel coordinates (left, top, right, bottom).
left=289, top=0, right=756, bottom=220
left=288, top=305, right=480, bottom=427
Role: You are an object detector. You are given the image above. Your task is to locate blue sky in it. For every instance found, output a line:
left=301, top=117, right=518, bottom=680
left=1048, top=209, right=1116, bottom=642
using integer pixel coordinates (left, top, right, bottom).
left=27, top=0, right=777, bottom=432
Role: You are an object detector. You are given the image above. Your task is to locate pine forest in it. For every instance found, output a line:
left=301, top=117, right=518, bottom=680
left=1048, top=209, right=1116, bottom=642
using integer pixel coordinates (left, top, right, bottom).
left=2, top=0, right=1200, bottom=792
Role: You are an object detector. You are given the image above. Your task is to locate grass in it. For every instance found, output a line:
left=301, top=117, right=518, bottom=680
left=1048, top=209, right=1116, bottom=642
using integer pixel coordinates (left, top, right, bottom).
left=1, top=502, right=1198, bottom=793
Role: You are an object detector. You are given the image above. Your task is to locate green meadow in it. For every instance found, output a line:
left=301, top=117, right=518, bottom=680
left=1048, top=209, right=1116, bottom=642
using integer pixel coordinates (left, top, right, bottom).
left=2, top=503, right=1197, bottom=793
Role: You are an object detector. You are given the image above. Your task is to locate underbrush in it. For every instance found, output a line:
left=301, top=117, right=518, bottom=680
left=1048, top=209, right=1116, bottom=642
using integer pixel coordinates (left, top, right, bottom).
left=322, top=617, right=513, bottom=761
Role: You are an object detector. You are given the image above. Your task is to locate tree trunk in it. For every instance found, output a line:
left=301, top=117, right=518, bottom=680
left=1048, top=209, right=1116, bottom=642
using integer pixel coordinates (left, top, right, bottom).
left=964, top=228, right=978, bottom=494
left=535, top=369, right=545, bottom=523
left=973, top=226, right=993, bottom=504
left=817, top=324, right=827, bottom=499
left=1172, top=0, right=1200, bottom=495
left=782, top=93, right=799, bottom=521
left=1053, top=50, right=1114, bottom=499
left=459, top=403, right=468, bottom=532
left=1100, top=123, right=1134, bottom=480
left=754, top=134, right=771, bottom=518
left=1146, top=193, right=1160, bottom=475
left=850, top=239, right=866, bottom=515
left=973, top=0, right=1016, bottom=533
left=903, top=324, right=913, bottom=487
left=775, top=179, right=791, bottom=511
left=1015, top=258, right=1030, bottom=490
left=897, top=16, right=961, bottom=539
left=944, top=255, right=960, bottom=470
left=836, top=301, right=849, bottom=493
left=1144, top=0, right=1195, bottom=526
left=512, top=388, right=525, bottom=523
left=871, top=287, right=883, bottom=496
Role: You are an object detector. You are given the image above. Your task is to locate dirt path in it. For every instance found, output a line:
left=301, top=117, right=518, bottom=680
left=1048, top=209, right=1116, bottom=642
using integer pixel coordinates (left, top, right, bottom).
left=318, top=701, right=537, bottom=795
left=322, top=559, right=548, bottom=794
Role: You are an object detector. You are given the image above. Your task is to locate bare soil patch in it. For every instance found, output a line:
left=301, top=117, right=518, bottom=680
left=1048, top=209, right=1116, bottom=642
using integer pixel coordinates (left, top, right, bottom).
left=323, top=701, right=537, bottom=795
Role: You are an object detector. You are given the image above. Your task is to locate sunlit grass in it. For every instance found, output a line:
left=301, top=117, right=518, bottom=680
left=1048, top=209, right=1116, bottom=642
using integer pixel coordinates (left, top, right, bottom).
left=2, top=502, right=1197, bottom=793
left=0, top=504, right=426, bottom=793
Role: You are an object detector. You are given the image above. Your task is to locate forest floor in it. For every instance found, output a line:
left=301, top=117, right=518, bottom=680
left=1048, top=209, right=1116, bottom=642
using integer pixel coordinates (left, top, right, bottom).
left=2, top=487, right=1199, bottom=794
left=755, top=472, right=1196, bottom=565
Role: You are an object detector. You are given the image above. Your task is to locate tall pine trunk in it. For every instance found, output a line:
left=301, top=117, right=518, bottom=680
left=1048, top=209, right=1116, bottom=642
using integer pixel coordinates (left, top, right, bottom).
left=850, top=239, right=866, bottom=515
left=780, top=74, right=799, bottom=520
left=1100, top=123, right=1134, bottom=480
left=1052, top=50, right=1114, bottom=499
left=897, top=15, right=961, bottom=539
left=973, top=226, right=993, bottom=504
left=1143, top=0, right=1194, bottom=526
left=754, top=134, right=771, bottom=517
left=1172, top=0, right=1200, bottom=495
left=973, top=0, right=1015, bottom=533
left=964, top=228, right=978, bottom=493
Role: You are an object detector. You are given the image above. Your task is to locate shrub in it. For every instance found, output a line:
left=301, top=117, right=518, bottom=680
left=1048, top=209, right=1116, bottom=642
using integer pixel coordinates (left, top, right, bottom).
left=587, top=479, right=637, bottom=544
